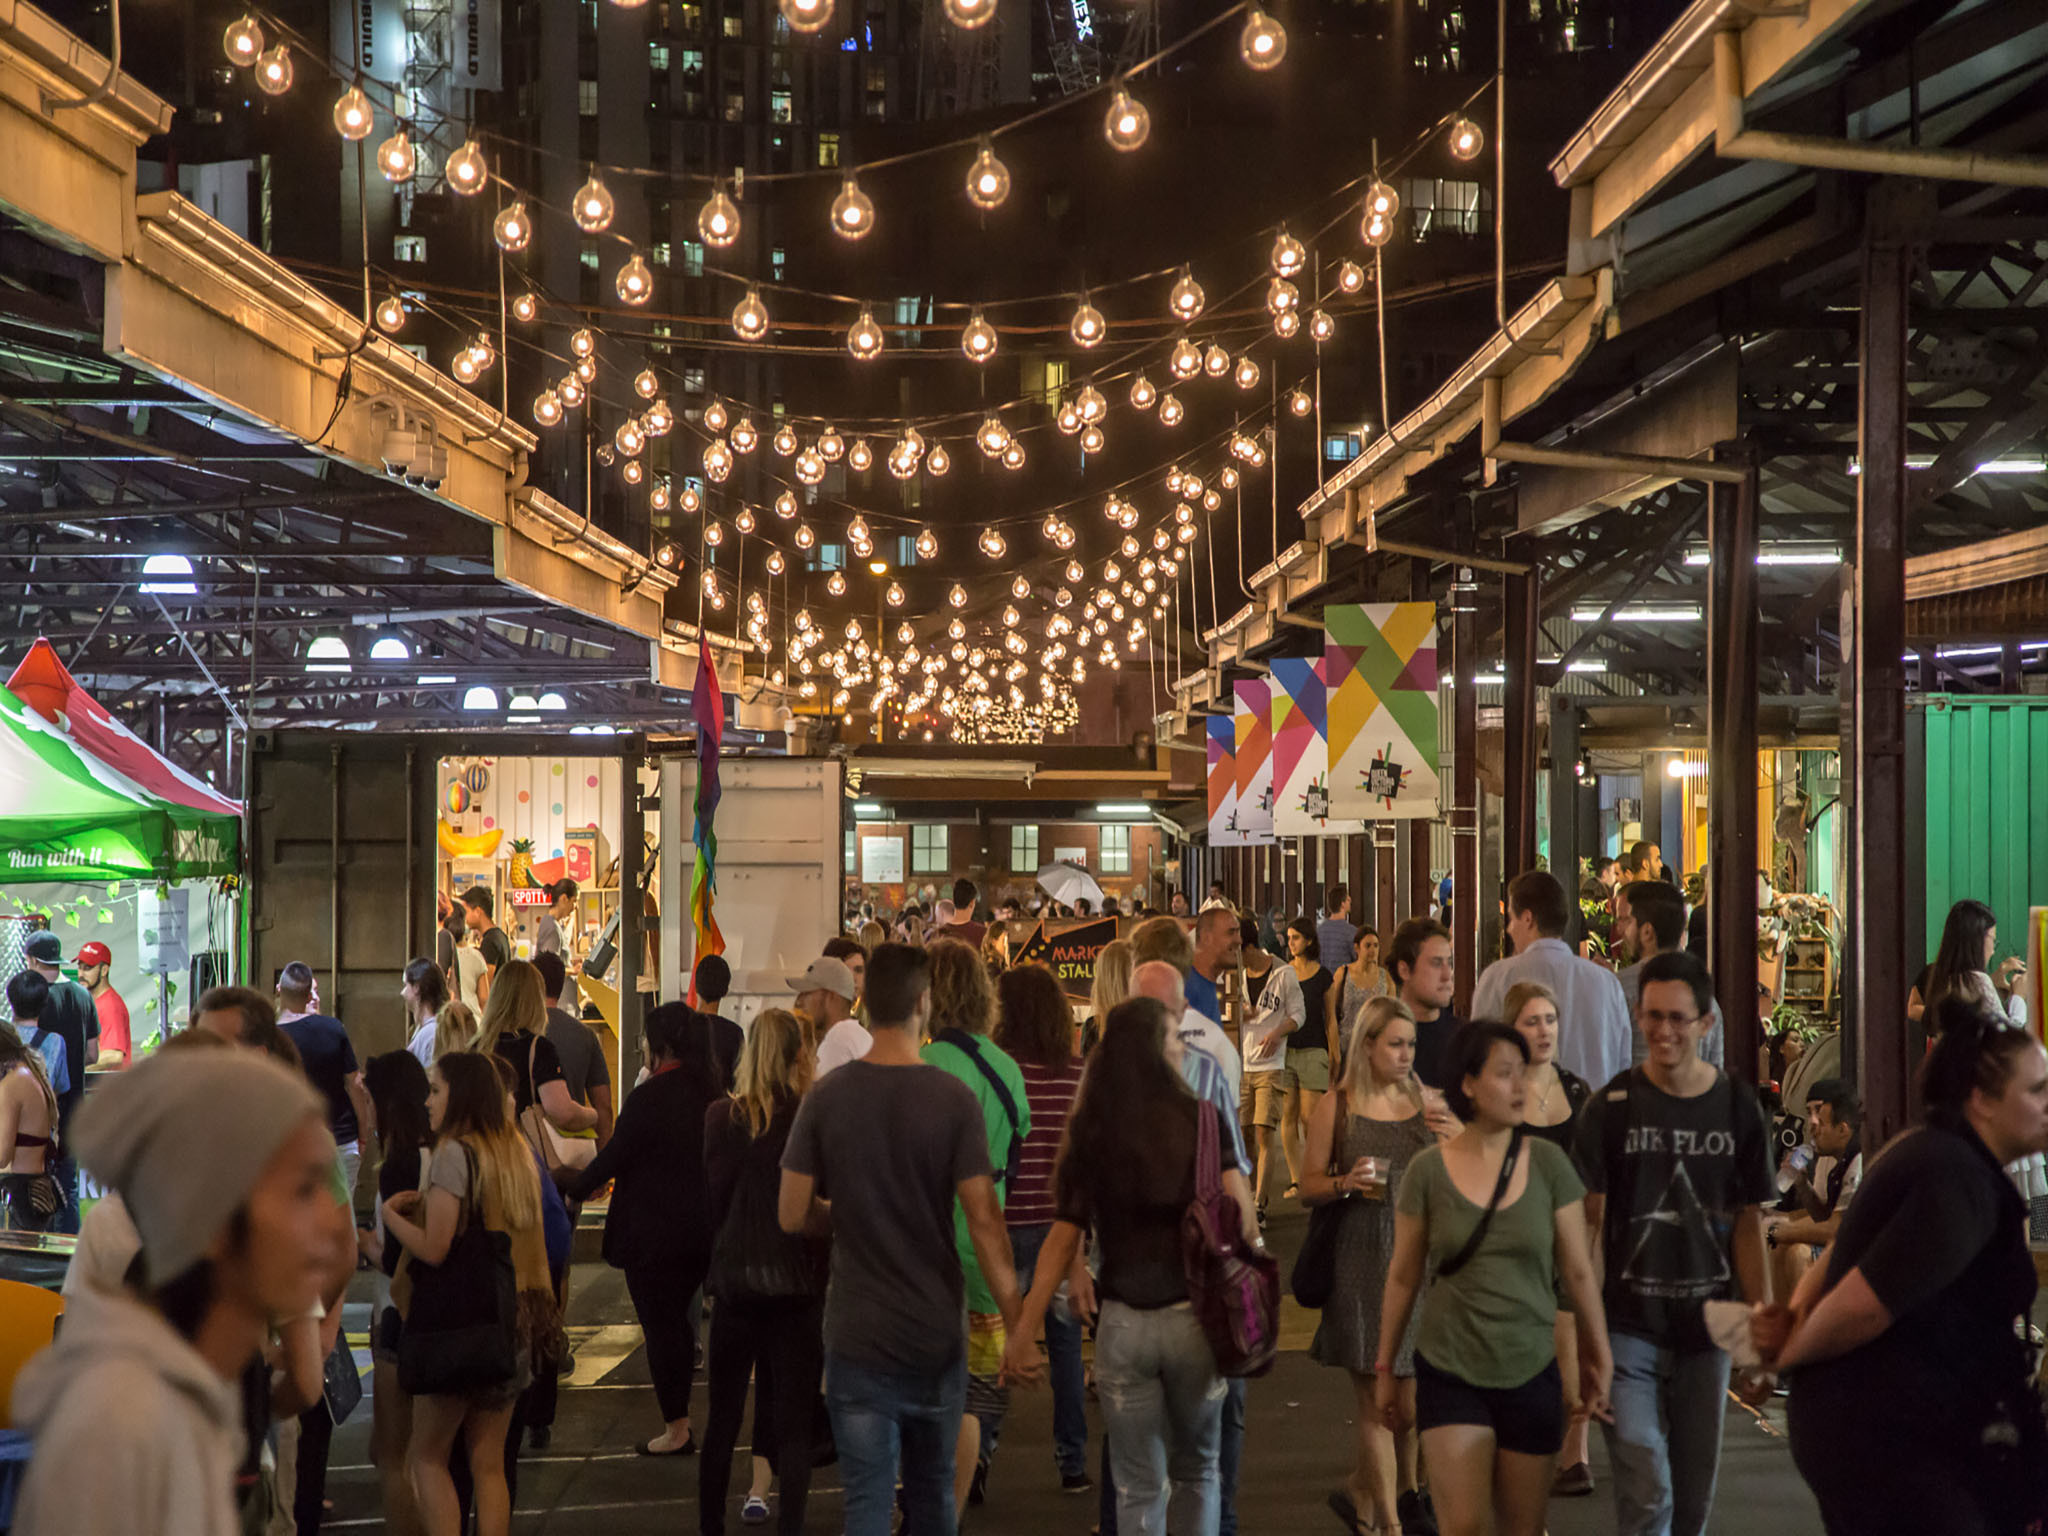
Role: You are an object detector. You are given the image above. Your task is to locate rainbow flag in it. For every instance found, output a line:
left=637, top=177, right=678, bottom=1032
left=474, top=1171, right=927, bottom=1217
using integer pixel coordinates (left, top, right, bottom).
left=687, top=647, right=725, bottom=1000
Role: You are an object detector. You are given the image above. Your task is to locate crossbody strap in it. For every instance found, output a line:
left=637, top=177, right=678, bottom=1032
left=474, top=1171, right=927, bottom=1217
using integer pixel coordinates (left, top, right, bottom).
left=1326, top=1087, right=1349, bottom=1178
left=1435, top=1127, right=1524, bottom=1280
left=934, top=1029, right=1022, bottom=1187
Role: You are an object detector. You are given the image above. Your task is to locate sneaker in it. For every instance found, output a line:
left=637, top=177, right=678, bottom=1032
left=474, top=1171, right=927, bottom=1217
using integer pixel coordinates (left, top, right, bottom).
left=1061, top=1472, right=1094, bottom=1495
left=741, top=1495, right=771, bottom=1525
left=1551, top=1462, right=1595, bottom=1498
left=1397, top=1489, right=1438, bottom=1536
left=968, top=1463, right=989, bottom=1507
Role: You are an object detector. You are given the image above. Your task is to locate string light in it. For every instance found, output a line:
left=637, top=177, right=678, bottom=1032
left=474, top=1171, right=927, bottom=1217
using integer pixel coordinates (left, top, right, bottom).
left=622, top=459, right=645, bottom=485
left=1057, top=400, right=1082, bottom=435
left=645, top=398, right=674, bottom=435
left=1234, top=355, right=1261, bottom=390
left=831, top=174, right=876, bottom=239
left=573, top=171, right=616, bottom=232
left=847, top=308, right=885, bottom=360
left=1309, top=308, right=1336, bottom=342
left=1338, top=259, right=1367, bottom=293
left=732, top=286, right=769, bottom=340
left=1266, top=277, right=1299, bottom=315
left=796, top=523, right=817, bottom=548
left=1104, top=84, right=1150, bottom=151
left=916, top=528, right=939, bottom=559
left=1071, top=296, right=1106, bottom=348
left=943, top=0, right=998, bottom=27
left=847, top=437, right=873, bottom=471
left=979, top=529, right=1008, bottom=558
left=731, top=417, right=760, bottom=452
left=766, top=550, right=787, bottom=574
left=333, top=85, right=374, bottom=140
left=1169, top=337, right=1202, bottom=379
left=702, top=439, right=733, bottom=480
left=773, top=424, right=799, bottom=457
left=816, top=424, right=845, bottom=460
left=375, top=294, right=405, bottom=333
left=1169, top=268, right=1205, bottom=321
left=1001, top=441, right=1028, bottom=470
left=559, top=375, right=585, bottom=408
left=705, top=399, right=729, bottom=433
left=633, top=367, right=660, bottom=399
left=223, top=13, right=264, bottom=64
left=444, top=139, right=488, bottom=194
left=532, top=390, right=563, bottom=427
left=927, top=441, right=951, bottom=475
left=1158, top=392, right=1185, bottom=426
left=1239, top=4, right=1287, bottom=67
left=795, top=446, right=826, bottom=483
left=977, top=414, right=1012, bottom=457
left=570, top=328, right=596, bottom=358
left=655, top=541, right=680, bottom=568
left=616, top=253, right=654, bottom=304
left=1364, top=180, right=1401, bottom=219
left=734, top=507, right=757, bottom=533
left=1219, top=465, right=1239, bottom=489
left=680, top=485, right=703, bottom=513
left=1203, top=343, right=1231, bottom=377
left=1129, top=373, right=1157, bottom=409
left=1271, top=228, right=1306, bottom=277
left=1449, top=117, right=1485, bottom=160
left=452, top=350, right=480, bottom=384
left=828, top=572, right=847, bottom=597
left=254, top=44, right=292, bottom=93
left=651, top=483, right=671, bottom=512
left=962, top=309, right=998, bottom=362
left=491, top=202, right=532, bottom=252
left=1274, top=309, right=1301, bottom=338
left=779, top=0, right=834, bottom=31
left=1080, top=423, right=1106, bottom=454
left=1288, top=387, right=1313, bottom=417
left=1362, top=207, right=1394, bottom=247
left=949, top=584, right=969, bottom=608
left=966, top=137, right=1010, bottom=209
left=1076, top=383, right=1107, bottom=422
left=886, top=581, right=906, bottom=606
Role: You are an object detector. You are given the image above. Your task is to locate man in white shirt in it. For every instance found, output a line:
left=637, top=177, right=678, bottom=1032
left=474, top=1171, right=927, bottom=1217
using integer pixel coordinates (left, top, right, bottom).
left=1471, top=870, right=1631, bottom=1088
left=1240, top=955, right=1303, bottom=1216
left=793, top=957, right=868, bottom=1076
left=1129, top=915, right=1242, bottom=1099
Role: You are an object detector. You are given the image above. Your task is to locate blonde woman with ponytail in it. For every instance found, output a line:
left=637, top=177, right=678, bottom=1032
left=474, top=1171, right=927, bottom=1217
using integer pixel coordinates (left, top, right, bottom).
left=701, top=1009, right=828, bottom=1536
left=1299, top=997, right=1435, bottom=1536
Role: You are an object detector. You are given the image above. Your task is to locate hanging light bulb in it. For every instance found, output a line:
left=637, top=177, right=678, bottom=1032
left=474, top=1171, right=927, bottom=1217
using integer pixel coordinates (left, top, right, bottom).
left=1270, top=228, right=1307, bottom=278
left=333, top=84, right=374, bottom=139
left=375, top=294, right=406, bottom=333
left=223, top=13, right=264, bottom=64
left=1338, top=259, right=1367, bottom=294
left=1203, top=343, right=1231, bottom=377
left=795, top=447, right=826, bottom=484
left=254, top=43, right=293, bottom=93
left=1239, top=4, right=1287, bottom=67
left=830, top=174, right=875, bottom=240
left=766, top=550, right=787, bottom=575
left=616, top=253, right=654, bottom=304
left=958, top=137, right=1014, bottom=213
left=1001, top=441, right=1027, bottom=470
left=1449, top=116, right=1485, bottom=160
left=573, top=171, right=616, bottom=232
left=1266, top=277, right=1299, bottom=317
left=886, top=581, right=906, bottom=607
left=780, top=0, right=834, bottom=29
left=559, top=374, right=586, bottom=408
left=1169, top=337, right=1202, bottom=379
left=809, top=424, right=841, bottom=462
left=1057, top=400, right=1082, bottom=436
left=1159, top=392, right=1185, bottom=426
left=1288, top=386, right=1313, bottom=417
left=734, top=506, right=757, bottom=534
left=1274, top=309, right=1302, bottom=339
left=623, top=459, right=646, bottom=485
left=732, top=286, right=770, bottom=340
left=949, top=583, right=969, bottom=608
left=772, top=423, right=799, bottom=457
left=1129, top=373, right=1157, bottom=410
left=377, top=127, right=416, bottom=182
left=651, top=483, right=672, bottom=513
left=1219, top=465, right=1239, bottom=489
left=1166, top=466, right=1186, bottom=493
left=1363, top=179, right=1401, bottom=221
left=979, top=529, right=1008, bottom=558
left=1309, top=308, right=1336, bottom=342
left=1168, top=268, right=1205, bottom=321
left=795, top=523, right=817, bottom=549
left=485, top=202, right=530, bottom=252
left=926, top=441, right=951, bottom=475
left=439, top=139, right=487, bottom=196
left=569, top=328, right=596, bottom=359
left=532, top=389, right=564, bottom=427
left=645, top=398, right=674, bottom=435
left=1070, top=296, right=1106, bottom=349
left=1104, top=83, right=1150, bottom=151
left=631, top=367, right=659, bottom=400
left=961, top=309, right=998, bottom=363
left=1362, top=207, right=1395, bottom=247
left=1076, top=383, right=1107, bottom=423
left=511, top=291, right=539, bottom=323
left=452, top=351, right=481, bottom=384
left=703, top=523, right=725, bottom=548
left=1203, top=488, right=1222, bottom=511
left=916, top=528, right=939, bottom=559
left=847, top=307, right=885, bottom=360
left=680, top=485, right=703, bottom=513
left=943, top=0, right=997, bottom=24
left=1234, top=355, right=1261, bottom=390
left=976, top=414, right=1011, bottom=457
left=1080, top=423, right=1106, bottom=454
left=703, top=439, right=733, bottom=480
left=731, top=417, right=759, bottom=453
left=847, top=437, right=873, bottom=471
left=699, top=182, right=740, bottom=246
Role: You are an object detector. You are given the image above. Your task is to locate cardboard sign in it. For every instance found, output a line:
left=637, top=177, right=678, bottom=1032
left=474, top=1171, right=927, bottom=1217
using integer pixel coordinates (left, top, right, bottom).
left=1012, top=917, right=1117, bottom=1000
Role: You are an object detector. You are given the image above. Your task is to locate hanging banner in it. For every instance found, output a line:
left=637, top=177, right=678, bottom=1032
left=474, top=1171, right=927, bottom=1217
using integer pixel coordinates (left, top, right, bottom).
left=1325, top=602, right=1442, bottom=821
left=1233, top=679, right=1276, bottom=844
left=1207, top=715, right=1252, bottom=847
left=1271, top=656, right=1349, bottom=836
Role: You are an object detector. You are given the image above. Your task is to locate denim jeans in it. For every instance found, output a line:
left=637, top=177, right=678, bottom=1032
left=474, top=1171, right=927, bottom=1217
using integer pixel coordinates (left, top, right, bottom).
left=990, top=1222, right=1088, bottom=1480
left=1601, top=1332, right=1729, bottom=1536
left=47, top=1156, right=79, bottom=1236
left=825, top=1352, right=967, bottom=1536
left=1095, top=1301, right=1225, bottom=1536
left=1219, top=1377, right=1245, bottom=1536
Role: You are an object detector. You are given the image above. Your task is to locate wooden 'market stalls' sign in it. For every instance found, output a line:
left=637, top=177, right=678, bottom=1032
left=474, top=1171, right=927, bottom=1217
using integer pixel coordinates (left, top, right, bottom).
left=1011, top=917, right=1118, bottom=1000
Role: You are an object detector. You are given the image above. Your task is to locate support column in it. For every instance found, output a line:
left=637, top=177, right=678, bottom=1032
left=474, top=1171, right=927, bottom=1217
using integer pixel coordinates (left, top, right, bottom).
left=1503, top=569, right=1541, bottom=880
left=1708, top=451, right=1762, bottom=1085
left=1451, top=572, right=1479, bottom=1016
left=1851, top=182, right=1924, bottom=1147
left=1550, top=700, right=1584, bottom=886
left=618, top=737, right=648, bottom=1088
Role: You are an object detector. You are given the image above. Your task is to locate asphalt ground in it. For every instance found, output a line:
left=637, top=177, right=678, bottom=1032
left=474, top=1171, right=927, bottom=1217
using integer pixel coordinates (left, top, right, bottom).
left=318, top=1203, right=1828, bottom=1535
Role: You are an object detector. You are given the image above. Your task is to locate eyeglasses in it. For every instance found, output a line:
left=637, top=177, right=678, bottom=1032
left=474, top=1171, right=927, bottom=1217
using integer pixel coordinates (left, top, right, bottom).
left=1642, top=1010, right=1701, bottom=1029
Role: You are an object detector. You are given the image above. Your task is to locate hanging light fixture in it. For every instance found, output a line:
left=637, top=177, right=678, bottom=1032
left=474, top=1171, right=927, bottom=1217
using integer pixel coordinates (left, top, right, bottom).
left=1001, top=440, right=1027, bottom=470
left=926, top=441, right=951, bottom=475
left=333, top=84, right=374, bottom=140
left=1168, top=268, right=1205, bottom=321
left=1234, top=355, right=1262, bottom=390
left=965, top=137, right=1010, bottom=209
left=1203, top=343, right=1231, bottom=377
left=704, top=399, right=729, bottom=433
left=961, top=309, right=998, bottom=362
left=532, top=389, right=564, bottom=427
left=511, top=291, right=539, bottom=323
left=1128, top=372, right=1157, bottom=410
left=376, top=127, right=416, bottom=182
left=847, top=307, right=885, bottom=360
left=1070, top=296, right=1106, bottom=349
left=731, top=416, right=759, bottom=453
left=443, top=139, right=488, bottom=195
left=1169, top=337, right=1202, bottom=379
left=830, top=174, right=876, bottom=239
left=1309, top=308, right=1336, bottom=342
left=559, top=375, right=585, bottom=408
left=1158, top=392, right=1185, bottom=426
left=489, top=202, right=531, bottom=252
left=1104, top=83, right=1150, bottom=151
left=616, top=253, right=654, bottom=304
left=1273, top=309, right=1302, bottom=338
left=779, top=0, right=834, bottom=30
left=795, top=446, right=826, bottom=483
left=1362, top=207, right=1395, bottom=247
left=1448, top=116, right=1485, bottom=160
left=732, top=286, right=770, bottom=340
left=1239, top=5, right=1287, bottom=67
left=1338, top=259, right=1367, bottom=293
left=699, top=182, right=741, bottom=246
left=1288, top=387, right=1313, bottom=417
left=375, top=294, right=406, bottom=333
left=254, top=44, right=293, bottom=93
left=916, top=528, right=939, bottom=559
left=943, top=0, right=997, bottom=25
left=848, top=437, right=873, bottom=471
left=573, top=170, right=616, bottom=232
left=976, top=414, right=1011, bottom=457
left=1270, top=227, right=1306, bottom=277
left=223, top=13, right=264, bottom=64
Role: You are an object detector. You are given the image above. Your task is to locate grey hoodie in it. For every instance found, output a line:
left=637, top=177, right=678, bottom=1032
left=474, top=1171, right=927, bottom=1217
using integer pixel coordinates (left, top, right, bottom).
left=12, top=1286, right=245, bottom=1536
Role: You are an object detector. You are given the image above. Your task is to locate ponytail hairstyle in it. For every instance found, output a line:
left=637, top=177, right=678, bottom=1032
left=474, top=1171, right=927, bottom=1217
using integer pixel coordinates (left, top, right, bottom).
left=1920, top=997, right=2041, bottom=1127
left=732, top=1007, right=812, bottom=1136
left=405, top=957, right=449, bottom=1017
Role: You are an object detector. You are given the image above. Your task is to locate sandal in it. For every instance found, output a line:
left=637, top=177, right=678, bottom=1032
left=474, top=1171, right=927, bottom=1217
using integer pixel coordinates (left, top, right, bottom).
left=1327, top=1489, right=1383, bottom=1535
left=1283, top=1182, right=1301, bottom=1199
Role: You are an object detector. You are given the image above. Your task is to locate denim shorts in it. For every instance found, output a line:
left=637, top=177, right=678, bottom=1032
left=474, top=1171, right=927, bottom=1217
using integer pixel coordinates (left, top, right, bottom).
left=1413, top=1352, right=1564, bottom=1456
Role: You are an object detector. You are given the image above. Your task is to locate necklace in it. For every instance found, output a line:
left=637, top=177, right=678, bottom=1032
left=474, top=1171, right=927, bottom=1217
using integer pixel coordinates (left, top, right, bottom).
left=1531, top=1064, right=1559, bottom=1116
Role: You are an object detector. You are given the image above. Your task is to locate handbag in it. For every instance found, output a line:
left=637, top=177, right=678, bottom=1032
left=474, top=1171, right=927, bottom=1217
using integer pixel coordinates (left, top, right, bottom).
left=1289, top=1088, right=1348, bottom=1309
left=1435, top=1127, right=1523, bottom=1280
left=707, top=1110, right=827, bottom=1302
left=1182, top=1099, right=1282, bottom=1378
left=523, top=1036, right=597, bottom=1180
left=398, top=1145, right=520, bottom=1397
left=322, top=1332, right=365, bottom=1425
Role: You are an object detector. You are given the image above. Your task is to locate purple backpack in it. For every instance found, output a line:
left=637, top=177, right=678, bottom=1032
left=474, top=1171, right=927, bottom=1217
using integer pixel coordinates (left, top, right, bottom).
left=1181, top=1101, right=1281, bottom=1378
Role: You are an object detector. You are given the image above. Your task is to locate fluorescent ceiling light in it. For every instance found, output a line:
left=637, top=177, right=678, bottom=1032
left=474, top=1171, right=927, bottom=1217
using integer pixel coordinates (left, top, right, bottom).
left=1666, top=759, right=1709, bottom=778
left=304, top=636, right=351, bottom=673
left=369, top=636, right=411, bottom=661
left=1096, top=802, right=1151, bottom=815
left=853, top=800, right=883, bottom=816
left=416, top=674, right=457, bottom=685
left=508, top=694, right=541, bottom=712
left=1849, top=455, right=2044, bottom=476
left=461, top=686, right=499, bottom=711
left=1473, top=671, right=1506, bottom=686
left=1682, top=548, right=1841, bottom=567
left=538, top=692, right=567, bottom=711
left=1569, top=605, right=1701, bottom=623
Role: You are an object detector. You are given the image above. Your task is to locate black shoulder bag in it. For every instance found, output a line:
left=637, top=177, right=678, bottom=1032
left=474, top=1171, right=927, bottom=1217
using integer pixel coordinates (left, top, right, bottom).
left=1289, top=1087, right=1348, bottom=1308
left=934, top=1028, right=1023, bottom=1189
left=398, top=1144, right=519, bottom=1397
left=1435, top=1127, right=1524, bottom=1280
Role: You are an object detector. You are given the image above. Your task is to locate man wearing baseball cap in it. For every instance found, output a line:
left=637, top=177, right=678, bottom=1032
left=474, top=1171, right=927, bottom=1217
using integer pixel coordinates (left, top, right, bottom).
left=790, top=955, right=868, bottom=1077
left=18, top=930, right=97, bottom=1229
left=75, top=941, right=133, bottom=1070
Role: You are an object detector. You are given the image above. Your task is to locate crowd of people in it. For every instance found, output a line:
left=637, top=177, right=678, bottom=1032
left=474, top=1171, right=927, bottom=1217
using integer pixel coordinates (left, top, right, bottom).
left=8, top=862, right=2048, bottom=1536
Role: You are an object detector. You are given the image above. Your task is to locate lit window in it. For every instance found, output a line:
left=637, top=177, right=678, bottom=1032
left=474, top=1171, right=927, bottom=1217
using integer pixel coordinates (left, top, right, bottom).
left=649, top=41, right=670, bottom=69
left=651, top=241, right=671, bottom=267
left=723, top=13, right=744, bottom=36
left=578, top=79, right=598, bottom=115
left=1099, top=824, right=1131, bottom=874
left=912, top=824, right=949, bottom=875
left=1020, top=356, right=1068, bottom=408
left=678, top=2, right=702, bottom=29
left=1010, top=826, right=1039, bottom=874
left=771, top=246, right=786, bottom=280
left=682, top=239, right=704, bottom=276
left=893, top=294, right=923, bottom=347
left=683, top=366, right=706, bottom=393
left=1324, top=432, right=1361, bottom=462
left=865, top=61, right=885, bottom=91
left=770, top=89, right=791, bottom=122
left=818, top=132, right=840, bottom=168
left=725, top=92, right=745, bottom=121
left=393, top=234, right=426, bottom=262
left=580, top=240, right=600, bottom=272
left=681, top=47, right=705, bottom=74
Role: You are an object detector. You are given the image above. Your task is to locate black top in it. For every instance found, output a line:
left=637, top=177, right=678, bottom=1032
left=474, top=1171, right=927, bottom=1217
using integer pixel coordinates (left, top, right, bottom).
left=703, top=1095, right=828, bottom=1300
left=1793, top=1121, right=2034, bottom=1430
left=1411, top=1009, right=1464, bottom=1091
left=565, top=1063, right=718, bottom=1271
left=479, top=926, right=512, bottom=972
left=1293, top=965, right=1334, bottom=1051
left=35, top=978, right=95, bottom=1128
left=687, top=1011, right=744, bottom=1092
left=1056, top=1099, right=1229, bottom=1310
left=280, top=1014, right=360, bottom=1143
left=377, top=1141, right=425, bottom=1279
left=1523, top=1067, right=1591, bottom=1153
left=493, top=1030, right=566, bottom=1115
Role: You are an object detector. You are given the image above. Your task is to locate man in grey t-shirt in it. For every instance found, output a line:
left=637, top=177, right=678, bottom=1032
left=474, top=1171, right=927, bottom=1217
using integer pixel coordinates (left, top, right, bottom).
left=780, top=943, right=1031, bottom=1536
left=533, top=952, right=613, bottom=1149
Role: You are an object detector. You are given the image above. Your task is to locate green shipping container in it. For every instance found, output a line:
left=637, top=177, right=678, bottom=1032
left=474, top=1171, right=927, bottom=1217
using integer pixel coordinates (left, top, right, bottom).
left=1913, top=694, right=2048, bottom=973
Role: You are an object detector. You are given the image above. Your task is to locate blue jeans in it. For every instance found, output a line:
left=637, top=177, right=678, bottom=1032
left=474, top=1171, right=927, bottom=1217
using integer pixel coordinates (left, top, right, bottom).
left=47, top=1156, right=79, bottom=1236
left=825, top=1352, right=967, bottom=1536
left=1219, top=1377, right=1245, bottom=1536
left=992, top=1223, right=1088, bottom=1480
left=1095, top=1301, right=1225, bottom=1536
left=1601, top=1332, right=1729, bottom=1536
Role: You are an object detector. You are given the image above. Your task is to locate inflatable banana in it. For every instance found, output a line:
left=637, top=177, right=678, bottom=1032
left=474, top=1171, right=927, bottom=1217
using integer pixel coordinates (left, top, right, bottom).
left=438, top=821, right=504, bottom=859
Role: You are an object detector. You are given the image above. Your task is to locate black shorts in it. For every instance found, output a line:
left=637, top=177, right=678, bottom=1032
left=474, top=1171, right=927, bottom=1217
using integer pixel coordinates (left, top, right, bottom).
left=1413, top=1352, right=1564, bottom=1457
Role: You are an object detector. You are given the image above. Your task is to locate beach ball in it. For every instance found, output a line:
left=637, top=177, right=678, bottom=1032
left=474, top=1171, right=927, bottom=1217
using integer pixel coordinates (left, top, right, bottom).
left=445, top=781, right=471, bottom=815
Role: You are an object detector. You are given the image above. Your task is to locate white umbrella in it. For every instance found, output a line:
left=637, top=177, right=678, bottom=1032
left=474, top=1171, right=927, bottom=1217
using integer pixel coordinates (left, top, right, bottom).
left=1036, top=861, right=1106, bottom=911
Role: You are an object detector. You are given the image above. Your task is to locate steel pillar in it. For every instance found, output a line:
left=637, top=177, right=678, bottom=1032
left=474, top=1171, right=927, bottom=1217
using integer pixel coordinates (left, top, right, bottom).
left=618, top=735, right=648, bottom=1086
left=1708, top=449, right=1763, bottom=1085
left=1452, top=580, right=1479, bottom=1017
left=1409, top=560, right=1438, bottom=922
left=1851, top=182, right=1925, bottom=1147
left=1503, top=569, right=1541, bottom=880
left=1549, top=699, right=1584, bottom=886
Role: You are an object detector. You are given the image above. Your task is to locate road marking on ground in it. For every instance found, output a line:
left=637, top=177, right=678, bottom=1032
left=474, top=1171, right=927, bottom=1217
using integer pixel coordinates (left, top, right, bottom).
left=566, top=1323, right=648, bottom=1386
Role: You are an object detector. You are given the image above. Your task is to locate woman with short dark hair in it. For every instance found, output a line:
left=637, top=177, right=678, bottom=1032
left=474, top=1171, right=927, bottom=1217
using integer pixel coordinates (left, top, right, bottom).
left=1375, top=1023, right=1610, bottom=1536
left=1776, top=1000, right=2048, bottom=1535
left=403, top=958, right=450, bottom=1068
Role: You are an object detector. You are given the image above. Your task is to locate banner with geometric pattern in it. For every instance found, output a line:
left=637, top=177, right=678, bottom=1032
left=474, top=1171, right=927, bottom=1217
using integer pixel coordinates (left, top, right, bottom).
left=1232, top=678, right=1276, bottom=844
left=1270, top=655, right=1349, bottom=837
left=1207, top=714, right=1253, bottom=847
left=1325, top=602, right=1441, bottom=821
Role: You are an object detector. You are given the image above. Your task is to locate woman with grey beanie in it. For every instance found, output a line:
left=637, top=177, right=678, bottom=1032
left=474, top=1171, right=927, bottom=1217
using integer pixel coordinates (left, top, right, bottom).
left=12, top=1048, right=340, bottom=1536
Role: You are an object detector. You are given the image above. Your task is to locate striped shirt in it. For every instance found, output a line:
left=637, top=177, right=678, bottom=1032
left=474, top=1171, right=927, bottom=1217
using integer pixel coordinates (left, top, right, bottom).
left=1008, top=1059, right=1087, bottom=1226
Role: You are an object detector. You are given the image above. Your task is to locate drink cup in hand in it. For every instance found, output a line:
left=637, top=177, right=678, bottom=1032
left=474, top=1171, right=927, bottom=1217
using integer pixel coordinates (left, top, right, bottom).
left=1351, top=1156, right=1387, bottom=1199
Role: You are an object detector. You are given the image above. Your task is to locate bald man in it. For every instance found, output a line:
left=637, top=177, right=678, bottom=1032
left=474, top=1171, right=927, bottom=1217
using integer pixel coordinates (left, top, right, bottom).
left=1132, top=962, right=1251, bottom=1178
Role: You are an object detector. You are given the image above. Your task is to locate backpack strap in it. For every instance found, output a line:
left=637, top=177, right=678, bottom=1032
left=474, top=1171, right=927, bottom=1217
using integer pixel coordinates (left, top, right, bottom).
left=934, top=1029, right=1023, bottom=1188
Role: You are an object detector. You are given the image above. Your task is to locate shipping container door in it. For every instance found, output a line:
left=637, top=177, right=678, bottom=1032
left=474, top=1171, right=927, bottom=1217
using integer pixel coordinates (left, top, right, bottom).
left=1916, top=696, right=2048, bottom=970
left=248, top=733, right=436, bottom=1058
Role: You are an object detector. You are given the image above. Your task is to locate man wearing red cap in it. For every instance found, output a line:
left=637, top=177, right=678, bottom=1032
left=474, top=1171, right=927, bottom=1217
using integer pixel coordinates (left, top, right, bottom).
left=75, top=943, right=132, bottom=1070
